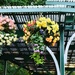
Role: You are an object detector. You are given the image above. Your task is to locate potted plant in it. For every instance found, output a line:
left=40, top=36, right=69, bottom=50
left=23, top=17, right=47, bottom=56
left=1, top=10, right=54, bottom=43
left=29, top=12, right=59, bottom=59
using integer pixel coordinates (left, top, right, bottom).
left=0, top=15, right=18, bottom=55
left=23, top=17, right=60, bottom=65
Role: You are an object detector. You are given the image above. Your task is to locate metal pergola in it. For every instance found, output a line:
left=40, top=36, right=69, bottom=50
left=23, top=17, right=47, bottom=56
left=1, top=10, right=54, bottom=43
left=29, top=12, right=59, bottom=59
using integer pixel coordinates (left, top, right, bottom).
left=0, top=1, right=75, bottom=75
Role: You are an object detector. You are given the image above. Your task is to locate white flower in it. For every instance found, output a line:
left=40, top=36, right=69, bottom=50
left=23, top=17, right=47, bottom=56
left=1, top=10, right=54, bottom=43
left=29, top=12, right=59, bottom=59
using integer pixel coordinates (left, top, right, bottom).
left=0, top=37, right=2, bottom=40
left=6, top=40, right=11, bottom=45
left=14, top=35, right=17, bottom=37
left=5, top=34, right=10, bottom=36
left=9, top=38, right=13, bottom=41
left=1, top=40, right=5, bottom=44
left=0, top=42, right=3, bottom=45
left=6, top=40, right=10, bottom=43
left=4, top=37, right=8, bottom=40
left=0, top=34, right=4, bottom=38
left=13, top=37, right=17, bottom=41
left=7, top=42, right=11, bottom=45
left=11, top=36, right=14, bottom=39
left=8, top=36, right=13, bottom=41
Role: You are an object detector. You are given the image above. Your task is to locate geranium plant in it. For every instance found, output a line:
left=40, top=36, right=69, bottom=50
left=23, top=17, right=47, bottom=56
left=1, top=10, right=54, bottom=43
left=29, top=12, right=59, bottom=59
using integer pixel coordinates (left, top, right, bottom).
left=23, top=17, right=60, bottom=65
left=0, top=15, right=18, bottom=55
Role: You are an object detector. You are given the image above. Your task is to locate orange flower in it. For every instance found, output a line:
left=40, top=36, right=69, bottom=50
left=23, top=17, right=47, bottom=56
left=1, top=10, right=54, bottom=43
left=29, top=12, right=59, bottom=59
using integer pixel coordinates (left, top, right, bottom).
left=31, top=20, right=36, bottom=26
left=23, top=28, right=27, bottom=32
left=46, top=37, right=52, bottom=43
left=52, top=42, right=56, bottom=46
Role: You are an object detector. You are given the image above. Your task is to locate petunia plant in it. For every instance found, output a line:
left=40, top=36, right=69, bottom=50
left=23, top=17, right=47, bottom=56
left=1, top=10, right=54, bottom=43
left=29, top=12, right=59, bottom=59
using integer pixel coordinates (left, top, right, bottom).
left=23, top=17, right=60, bottom=65
left=0, top=15, right=18, bottom=55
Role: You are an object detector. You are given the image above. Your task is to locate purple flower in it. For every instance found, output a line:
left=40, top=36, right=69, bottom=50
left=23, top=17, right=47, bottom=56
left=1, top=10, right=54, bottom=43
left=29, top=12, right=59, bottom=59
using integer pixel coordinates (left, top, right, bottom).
left=34, top=44, right=38, bottom=46
left=40, top=51, right=43, bottom=54
left=34, top=50, right=40, bottom=53
left=39, top=29, right=44, bottom=34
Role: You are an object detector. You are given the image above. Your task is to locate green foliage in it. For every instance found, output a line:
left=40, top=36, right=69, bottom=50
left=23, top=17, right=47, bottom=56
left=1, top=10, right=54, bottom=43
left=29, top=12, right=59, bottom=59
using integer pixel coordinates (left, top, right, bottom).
left=30, top=52, right=44, bottom=65
left=0, top=0, right=46, bottom=6
left=30, top=32, right=45, bottom=65
left=32, top=0, right=46, bottom=5
left=0, top=61, right=30, bottom=75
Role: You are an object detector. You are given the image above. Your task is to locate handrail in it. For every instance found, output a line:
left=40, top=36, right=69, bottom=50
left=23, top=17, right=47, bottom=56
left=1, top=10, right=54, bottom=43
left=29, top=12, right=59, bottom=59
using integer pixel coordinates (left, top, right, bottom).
left=0, top=7, right=75, bottom=13
left=64, top=33, right=75, bottom=64
left=46, top=46, right=61, bottom=75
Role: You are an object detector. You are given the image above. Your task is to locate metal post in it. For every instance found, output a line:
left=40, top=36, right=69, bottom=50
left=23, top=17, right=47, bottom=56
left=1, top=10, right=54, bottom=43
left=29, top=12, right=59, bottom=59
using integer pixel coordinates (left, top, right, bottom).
left=4, top=60, right=7, bottom=75
left=60, top=26, right=65, bottom=75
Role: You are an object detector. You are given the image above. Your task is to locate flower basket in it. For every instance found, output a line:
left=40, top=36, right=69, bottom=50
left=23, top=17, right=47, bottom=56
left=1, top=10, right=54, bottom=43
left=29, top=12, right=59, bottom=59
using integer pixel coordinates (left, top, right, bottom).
left=0, top=15, right=18, bottom=55
left=23, top=17, right=60, bottom=65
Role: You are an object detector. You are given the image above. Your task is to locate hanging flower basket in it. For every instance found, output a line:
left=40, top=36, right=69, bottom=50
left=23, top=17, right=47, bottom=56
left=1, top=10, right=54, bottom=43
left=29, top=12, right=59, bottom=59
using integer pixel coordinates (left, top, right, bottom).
left=0, top=15, right=18, bottom=55
left=23, top=17, right=60, bottom=65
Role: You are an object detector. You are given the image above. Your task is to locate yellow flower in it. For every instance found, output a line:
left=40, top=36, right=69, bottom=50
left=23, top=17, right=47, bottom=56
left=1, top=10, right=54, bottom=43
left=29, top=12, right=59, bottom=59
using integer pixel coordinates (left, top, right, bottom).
left=39, top=17, right=46, bottom=21
left=57, top=32, right=60, bottom=36
left=46, top=18, right=51, bottom=23
left=52, top=30, right=56, bottom=33
left=27, top=31, right=30, bottom=36
left=47, top=26, right=51, bottom=33
left=51, top=21, right=55, bottom=25
left=55, top=24, right=59, bottom=30
left=57, top=37, right=60, bottom=41
left=23, top=36, right=27, bottom=40
left=53, top=38, right=57, bottom=43
left=49, top=36, right=53, bottom=39
left=36, top=21, right=42, bottom=28
left=52, top=42, right=56, bottom=46
left=23, top=24, right=27, bottom=28
left=41, top=21, right=47, bottom=28
left=28, top=21, right=31, bottom=24
left=51, top=24, right=59, bottom=33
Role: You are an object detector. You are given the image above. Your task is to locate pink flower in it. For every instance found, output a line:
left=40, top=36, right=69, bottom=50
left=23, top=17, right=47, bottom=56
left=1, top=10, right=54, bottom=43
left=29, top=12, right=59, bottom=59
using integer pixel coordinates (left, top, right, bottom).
left=40, top=51, right=43, bottom=54
left=6, top=19, right=10, bottom=22
left=28, top=23, right=32, bottom=26
left=9, top=26, right=13, bottom=29
left=0, top=17, right=3, bottom=23
left=2, top=21, right=7, bottom=24
left=9, top=19, right=15, bottom=23
left=9, top=22, right=13, bottom=26
left=4, top=16, right=8, bottom=19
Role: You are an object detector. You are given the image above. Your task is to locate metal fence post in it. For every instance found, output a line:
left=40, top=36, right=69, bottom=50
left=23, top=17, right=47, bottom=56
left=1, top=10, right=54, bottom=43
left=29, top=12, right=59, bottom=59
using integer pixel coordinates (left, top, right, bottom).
left=60, top=25, right=65, bottom=75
